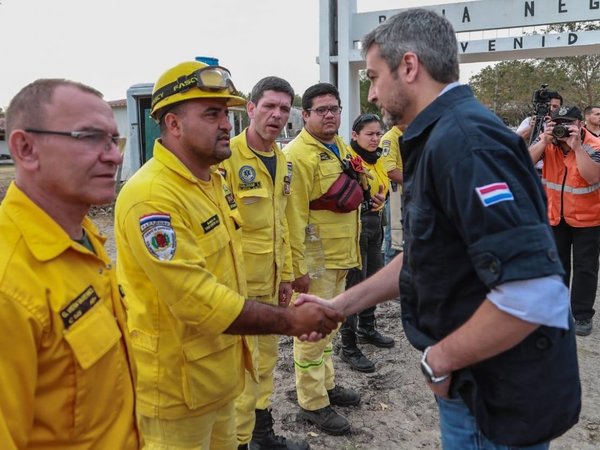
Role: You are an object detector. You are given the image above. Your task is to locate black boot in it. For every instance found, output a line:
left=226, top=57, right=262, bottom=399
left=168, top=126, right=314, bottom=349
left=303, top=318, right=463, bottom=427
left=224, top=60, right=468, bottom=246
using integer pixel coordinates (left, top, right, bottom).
left=357, top=308, right=395, bottom=348
left=339, top=315, right=375, bottom=373
left=250, top=408, right=310, bottom=450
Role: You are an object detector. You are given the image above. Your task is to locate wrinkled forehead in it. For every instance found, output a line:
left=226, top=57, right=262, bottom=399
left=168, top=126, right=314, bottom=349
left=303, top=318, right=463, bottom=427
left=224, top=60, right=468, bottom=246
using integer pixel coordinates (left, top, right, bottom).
left=46, top=86, right=115, bottom=129
left=310, top=94, right=339, bottom=107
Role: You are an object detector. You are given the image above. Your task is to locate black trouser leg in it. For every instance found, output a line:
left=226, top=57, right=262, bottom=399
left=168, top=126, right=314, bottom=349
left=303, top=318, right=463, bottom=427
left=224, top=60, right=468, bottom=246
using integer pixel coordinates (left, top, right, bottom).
left=552, top=219, right=572, bottom=287
left=571, top=224, right=600, bottom=320
left=358, top=306, right=376, bottom=325
left=340, top=314, right=358, bottom=351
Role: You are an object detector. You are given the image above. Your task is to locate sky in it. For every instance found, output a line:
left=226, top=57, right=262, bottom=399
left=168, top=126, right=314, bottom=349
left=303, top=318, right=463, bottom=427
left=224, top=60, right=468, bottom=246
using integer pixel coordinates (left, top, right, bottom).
left=0, top=0, right=486, bottom=107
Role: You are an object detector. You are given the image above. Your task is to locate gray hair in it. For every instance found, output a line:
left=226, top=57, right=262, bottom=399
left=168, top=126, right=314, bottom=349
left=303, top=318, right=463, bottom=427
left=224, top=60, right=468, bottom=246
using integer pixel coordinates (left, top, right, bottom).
left=250, top=76, right=294, bottom=105
left=6, top=79, right=103, bottom=135
left=361, top=8, right=459, bottom=84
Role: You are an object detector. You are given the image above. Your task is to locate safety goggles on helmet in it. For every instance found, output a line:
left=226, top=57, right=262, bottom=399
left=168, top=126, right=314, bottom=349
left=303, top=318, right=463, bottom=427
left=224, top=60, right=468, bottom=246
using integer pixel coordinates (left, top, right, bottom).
left=151, top=65, right=239, bottom=111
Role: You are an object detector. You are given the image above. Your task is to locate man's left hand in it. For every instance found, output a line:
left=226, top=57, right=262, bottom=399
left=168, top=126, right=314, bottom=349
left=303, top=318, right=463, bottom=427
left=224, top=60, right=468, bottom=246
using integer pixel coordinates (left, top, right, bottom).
left=426, top=375, right=452, bottom=399
left=564, top=122, right=583, bottom=150
left=278, top=282, right=293, bottom=307
left=422, top=345, right=453, bottom=398
left=370, top=185, right=386, bottom=210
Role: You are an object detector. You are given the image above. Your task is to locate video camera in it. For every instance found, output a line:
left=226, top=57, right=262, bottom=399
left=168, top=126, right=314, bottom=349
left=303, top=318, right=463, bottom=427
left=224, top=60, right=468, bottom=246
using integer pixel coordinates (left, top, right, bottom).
left=528, top=84, right=560, bottom=144
left=532, top=84, right=552, bottom=116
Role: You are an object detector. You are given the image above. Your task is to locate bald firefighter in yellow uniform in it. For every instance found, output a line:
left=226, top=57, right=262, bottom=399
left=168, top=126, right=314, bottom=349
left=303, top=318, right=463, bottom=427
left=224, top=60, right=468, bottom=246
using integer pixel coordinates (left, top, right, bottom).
left=115, top=62, right=342, bottom=450
left=284, top=83, right=361, bottom=436
left=221, top=77, right=309, bottom=450
left=0, top=79, right=140, bottom=449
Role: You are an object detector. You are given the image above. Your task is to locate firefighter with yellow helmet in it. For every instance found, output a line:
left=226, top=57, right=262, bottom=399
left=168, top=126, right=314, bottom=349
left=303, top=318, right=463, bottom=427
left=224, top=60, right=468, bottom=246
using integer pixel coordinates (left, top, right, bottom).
left=115, top=61, right=342, bottom=449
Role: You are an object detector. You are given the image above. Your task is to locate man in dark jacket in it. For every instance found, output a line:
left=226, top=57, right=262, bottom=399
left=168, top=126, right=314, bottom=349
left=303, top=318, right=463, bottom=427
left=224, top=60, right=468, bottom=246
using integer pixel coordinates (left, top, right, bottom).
left=298, top=8, right=581, bottom=450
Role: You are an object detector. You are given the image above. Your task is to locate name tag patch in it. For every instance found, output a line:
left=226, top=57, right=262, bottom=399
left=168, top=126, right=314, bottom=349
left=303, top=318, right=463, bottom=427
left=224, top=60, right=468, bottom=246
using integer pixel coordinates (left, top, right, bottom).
left=60, top=286, right=100, bottom=329
left=284, top=162, right=292, bottom=195
left=140, top=213, right=177, bottom=260
left=475, top=182, right=514, bottom=207
left=239, top=181, right=262, bottom=190
left=202, top=214, right=220, bottom=233
left=319, top=152, right=332, bottom=161
left=381, top=140, right=391, bottom=156
left=223, top=184, right=237, bottom=210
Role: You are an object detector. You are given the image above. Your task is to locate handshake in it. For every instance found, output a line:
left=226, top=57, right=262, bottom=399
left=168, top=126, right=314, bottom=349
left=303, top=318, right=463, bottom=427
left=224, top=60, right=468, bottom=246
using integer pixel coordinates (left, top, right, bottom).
left=288, top=294, right=346, bottom=342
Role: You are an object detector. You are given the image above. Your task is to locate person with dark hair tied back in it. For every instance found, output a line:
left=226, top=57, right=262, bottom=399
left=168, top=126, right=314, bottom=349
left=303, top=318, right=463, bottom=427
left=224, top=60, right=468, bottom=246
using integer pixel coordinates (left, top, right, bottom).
left=339, top=113, right=393, bottom=373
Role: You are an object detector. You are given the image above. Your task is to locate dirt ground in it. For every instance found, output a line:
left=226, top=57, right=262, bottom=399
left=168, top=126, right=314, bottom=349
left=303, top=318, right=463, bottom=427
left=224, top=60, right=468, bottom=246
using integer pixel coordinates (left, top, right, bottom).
left=1, top=165, right=598, bottom=449
left=90, top=212, right=600, bottom=450
left=0, top=164, right=14, bottom=200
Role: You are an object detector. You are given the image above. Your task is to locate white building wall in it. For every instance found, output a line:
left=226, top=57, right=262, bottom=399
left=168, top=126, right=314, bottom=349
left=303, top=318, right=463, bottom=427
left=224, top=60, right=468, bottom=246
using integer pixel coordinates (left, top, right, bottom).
left=0, top=139, right=10, bottom=159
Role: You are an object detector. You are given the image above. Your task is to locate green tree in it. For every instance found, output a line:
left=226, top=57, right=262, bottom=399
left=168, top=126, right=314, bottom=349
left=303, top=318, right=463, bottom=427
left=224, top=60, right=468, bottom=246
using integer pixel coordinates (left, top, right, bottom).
left=470, top=60, right=540, bottom=124
left=537, top=22, right=600, bottom=107
left=469, top=21, right=600, bottom=125
left=359, top=71, right=381, bottom=115
left=293, top=94, right=302, bottom=108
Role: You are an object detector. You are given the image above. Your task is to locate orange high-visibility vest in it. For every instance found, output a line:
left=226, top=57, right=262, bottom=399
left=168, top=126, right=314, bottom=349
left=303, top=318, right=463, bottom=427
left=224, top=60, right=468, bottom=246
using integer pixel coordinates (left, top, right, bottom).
left=542, top=128, right=600, bottom=227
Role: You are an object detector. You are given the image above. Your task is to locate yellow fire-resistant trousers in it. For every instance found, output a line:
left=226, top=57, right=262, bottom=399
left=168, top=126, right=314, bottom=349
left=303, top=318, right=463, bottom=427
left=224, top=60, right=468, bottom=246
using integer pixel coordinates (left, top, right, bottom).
left=235, top=295, right=280, bottom=445
left=139, top=401, right=236, bottom=450
left=294, top=269, right=348, bottom=411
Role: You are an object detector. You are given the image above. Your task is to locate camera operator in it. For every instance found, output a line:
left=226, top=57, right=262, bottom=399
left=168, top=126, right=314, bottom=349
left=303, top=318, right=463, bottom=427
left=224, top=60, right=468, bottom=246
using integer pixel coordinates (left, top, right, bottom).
left=530, top=106, right=600, bottom=337
left=516, top=88, right=562, bottom=143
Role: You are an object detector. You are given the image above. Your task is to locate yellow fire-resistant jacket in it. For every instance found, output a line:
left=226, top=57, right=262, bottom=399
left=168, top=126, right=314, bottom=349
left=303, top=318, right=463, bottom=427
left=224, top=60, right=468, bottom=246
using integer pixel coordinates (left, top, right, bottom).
left=115, top=141, right=252, bottom=420
left=380, top=125, right=403, bottom=174
left=347, top=145, right=390, bottom=212
left=283, top=129, right=360, bottom=278
left=0, top=183, right=140, bottom=450
left=220, top=129, right=293, bottom=299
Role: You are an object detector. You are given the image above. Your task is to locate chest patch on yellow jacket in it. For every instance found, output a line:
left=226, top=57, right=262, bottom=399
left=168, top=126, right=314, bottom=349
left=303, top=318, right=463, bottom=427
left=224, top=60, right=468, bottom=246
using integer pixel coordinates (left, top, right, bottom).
left=60, top=286, right=100, bottom=329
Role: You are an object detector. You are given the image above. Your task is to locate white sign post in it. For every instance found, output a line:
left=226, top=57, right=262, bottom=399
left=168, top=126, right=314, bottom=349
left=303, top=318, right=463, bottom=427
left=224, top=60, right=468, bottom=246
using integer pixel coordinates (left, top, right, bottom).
left=320, top=0, right=600, bottom=140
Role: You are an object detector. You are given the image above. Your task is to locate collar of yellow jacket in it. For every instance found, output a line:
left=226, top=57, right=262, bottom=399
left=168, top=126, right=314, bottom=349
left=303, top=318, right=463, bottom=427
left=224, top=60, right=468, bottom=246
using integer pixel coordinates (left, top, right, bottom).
left=298, top=128, right=348, bottom=153
left=2, top=182, right=105, bottom=262
left=153, top=139, right=222, bottom=183
left=232, top=128, right=279, bottom=159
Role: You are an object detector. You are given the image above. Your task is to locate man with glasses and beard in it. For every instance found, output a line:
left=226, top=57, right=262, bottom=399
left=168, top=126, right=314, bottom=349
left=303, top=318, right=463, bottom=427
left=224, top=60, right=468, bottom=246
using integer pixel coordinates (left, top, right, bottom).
left=283, top=83, right=361, bottom=436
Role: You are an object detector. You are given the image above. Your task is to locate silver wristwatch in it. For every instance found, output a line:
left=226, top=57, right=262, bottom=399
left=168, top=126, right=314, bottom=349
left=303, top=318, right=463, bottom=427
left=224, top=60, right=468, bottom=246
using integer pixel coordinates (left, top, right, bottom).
left=420, top=346, right=450, bottom=384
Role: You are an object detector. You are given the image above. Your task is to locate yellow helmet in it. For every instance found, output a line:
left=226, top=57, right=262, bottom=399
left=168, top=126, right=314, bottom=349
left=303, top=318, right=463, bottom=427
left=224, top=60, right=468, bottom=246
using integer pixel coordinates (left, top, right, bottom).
left=150, top=61, right=246, bottom=120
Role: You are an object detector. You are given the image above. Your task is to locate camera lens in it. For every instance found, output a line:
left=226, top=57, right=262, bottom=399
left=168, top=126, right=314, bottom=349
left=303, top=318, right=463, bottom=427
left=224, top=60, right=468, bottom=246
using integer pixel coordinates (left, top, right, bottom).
left=552, top=124, right=570, bottom=139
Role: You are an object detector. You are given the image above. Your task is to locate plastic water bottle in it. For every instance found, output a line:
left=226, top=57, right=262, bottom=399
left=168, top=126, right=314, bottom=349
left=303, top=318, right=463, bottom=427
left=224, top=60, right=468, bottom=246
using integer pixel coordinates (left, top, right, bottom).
left=305, top=224, right=325, bottom=279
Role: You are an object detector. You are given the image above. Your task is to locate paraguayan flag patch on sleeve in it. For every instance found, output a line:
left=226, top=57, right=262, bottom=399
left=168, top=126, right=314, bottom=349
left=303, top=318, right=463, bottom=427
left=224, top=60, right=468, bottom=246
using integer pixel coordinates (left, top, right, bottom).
left=475, top=182, right=514, bottom=207
left=140, top=213, right=177, bottom=260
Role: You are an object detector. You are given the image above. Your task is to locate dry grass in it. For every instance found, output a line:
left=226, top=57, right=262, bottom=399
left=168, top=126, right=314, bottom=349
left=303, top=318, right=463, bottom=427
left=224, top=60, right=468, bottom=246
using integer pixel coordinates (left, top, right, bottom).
left=0, top=164, right=15, bottom=202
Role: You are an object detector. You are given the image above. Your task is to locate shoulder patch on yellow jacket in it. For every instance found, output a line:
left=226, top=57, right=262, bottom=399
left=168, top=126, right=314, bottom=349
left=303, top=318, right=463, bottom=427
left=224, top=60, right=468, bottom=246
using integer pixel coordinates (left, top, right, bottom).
left=381, top=140, right=392, bottom=156
left=140, top=213, right=176, bottom=261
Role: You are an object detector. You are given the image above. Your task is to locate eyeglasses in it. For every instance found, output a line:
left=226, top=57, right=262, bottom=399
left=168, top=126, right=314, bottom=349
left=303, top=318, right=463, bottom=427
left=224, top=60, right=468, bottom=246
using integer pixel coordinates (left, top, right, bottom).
left=151, top=65, right=239, bottom=110
left=25, top=129, right=126, bottom=153
left=306, top=105, right=343, bottom=116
